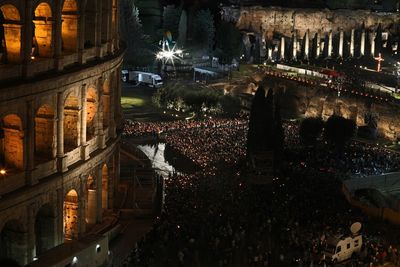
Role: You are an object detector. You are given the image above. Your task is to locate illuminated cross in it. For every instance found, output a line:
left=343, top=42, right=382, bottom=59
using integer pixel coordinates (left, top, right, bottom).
left=374, top=53, right=384, bottom=72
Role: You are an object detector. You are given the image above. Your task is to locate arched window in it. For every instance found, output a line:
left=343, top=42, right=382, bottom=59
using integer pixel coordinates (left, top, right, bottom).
left=86, top=175, right=97, bottom=225
left=35, top=204, right=55, bottom=255
left=86, top=87, right=97, bottom=139
left=33, top=3, right=53, bottom=58
left=0, top=220, right=26, bottom=265
left=0, top=114, right=23, bottom=170
left=64, top=189, right=79, bottom=240
left=62, top=0, right=78, bottom=52
left=35, top=105, right=54, bottom=163
left=0, top=4, right=22, bottom=63
left=64, top=93, right=79, bottom=152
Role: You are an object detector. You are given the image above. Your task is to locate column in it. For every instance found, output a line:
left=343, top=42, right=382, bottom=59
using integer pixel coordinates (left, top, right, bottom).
left=360, top=29, right=365, bottom=57
left=78, top=3, right=86, bottom=64
left=115, top=67, right=122, bottom=130
left=350, top=29, right=355, bottom=57
left=56, top=92, right=67, bottom=172
left=27, top=204, right=36, bottom=263
left=292, top=31, right=297, bottom=60
left=108, top=74, right=116, bottom=139
left=54, top=1, right=63, bottom=71
left=96, top=0, right=103, bottom=58
left=56, top=188, right=64, bottom=246
left=106, top=0, right=113, bottom=53
left=113, top=145, right=120, bottom=209
left=97, top=78, right=106, bottom=149
left=304, top=29, right=309, bottom=60
left=96, top=166, right=103, bottom=223
left=339, top=29, right=344, bottom=58
left=22, top=0, right=33, bottom=78
left=80, top=84, right=89, bottom=160
left=25, top=100, right=37, bottom=185
left=280, top=36, right=285, bottom=60
left=328, top=30, right=333, bottom=58
left=316, top=30, right=321, bottom=59
left=78, top=175, right=86, bottom=237
left=370, top=31, right=376, bottom=57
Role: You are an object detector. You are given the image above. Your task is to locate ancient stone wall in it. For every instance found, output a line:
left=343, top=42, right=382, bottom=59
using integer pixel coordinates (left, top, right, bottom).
left=222, top=6, right=400, bottom=38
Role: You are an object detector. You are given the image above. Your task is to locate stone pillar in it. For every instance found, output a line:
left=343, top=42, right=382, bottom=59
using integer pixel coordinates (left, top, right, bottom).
left=78, top=3, right=86, bottom=64
left=108, top=74, right=117, bottom=139
left=56, top=92, right=67, bottom=172
left=80, top=84, right=89, bottom=160
left=2, top=24, right=22, bottom=63
left=350, top=29, right=355, bottom=57
left=22, top=0, right=33, bottom=78
left=78, top=175, right=86, bottom=237
left=56, top=188, right=64, bottom=245
left=370, top=31, right=376, bottom=57
left=360, top=29, right=365, bottom=57
left=54, top=2, right=63, bottom=71
left=27, top=204, right=36, bottom=263
left=339, top=29, right=344, bottom=58
left=115, top=66, right=123, bottom=130
left=96, top=166, right=103, bottom=223
left=113, top=145, right=120, bottom=209
left=106, top=0, right=113, bottom=54
left=280, top=36, right=285, bottom=60
left=267, top=47, right=272, bottom=60
left=316, top=30, right=321, bottom=59
left=26, top=100, right=37, bottom=185
left=292, top=31, right=297, bottom=60
left=96, top=0, right=103, bottom=58
left=96, top=78, right=106, bottom=149
left=328, top=30, right=333, bottom=58
left=304, top=29, right=309, bottom=60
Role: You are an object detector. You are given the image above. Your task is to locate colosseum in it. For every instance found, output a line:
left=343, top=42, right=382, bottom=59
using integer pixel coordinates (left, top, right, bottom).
left=0, top=0, right=123, bottom=265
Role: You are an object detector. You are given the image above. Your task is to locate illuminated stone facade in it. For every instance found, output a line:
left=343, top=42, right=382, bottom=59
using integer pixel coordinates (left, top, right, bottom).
left=0, top=0, right=122, bottom=265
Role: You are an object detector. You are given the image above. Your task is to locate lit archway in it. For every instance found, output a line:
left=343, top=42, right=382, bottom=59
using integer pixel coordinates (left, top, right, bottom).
left=35, top=105, right=54, bottom=163
left=86, top=87, right=97, bottom=139
left=0, top=4, right=22, bottom=63
left=0, top=114, right=23, bottom=170
left=101, top=164, right=108, bottom=210
left=84, top=0, right=96, bottom=48
left=86, top=175, right=97, bottom=225
left=64, top=93, right=79, bottom=152
left=0, top=220, right=26, bottom=265
left=102, top=79, right=110, bottom=129
left=64, top=189, right=79, bottom=241
left=35, top=204, right=55, bottom=255
left=62, top=0, right=78, bottom=52
left=33, top=2, right=53, bottom=58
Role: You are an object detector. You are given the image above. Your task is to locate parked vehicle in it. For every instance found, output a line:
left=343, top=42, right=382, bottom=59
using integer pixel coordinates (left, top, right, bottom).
left=323, top=222, right=363, bottom=264
left=121, top=70, right=163, bottom=87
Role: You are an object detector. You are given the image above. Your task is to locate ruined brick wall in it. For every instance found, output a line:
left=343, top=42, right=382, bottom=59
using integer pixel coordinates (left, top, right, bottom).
left=222, top=6, right=400, bottom=38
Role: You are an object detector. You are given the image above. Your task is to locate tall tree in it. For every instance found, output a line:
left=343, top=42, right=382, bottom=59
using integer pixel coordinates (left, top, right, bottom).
left=264, top=88, right=274, bottom=150
left=163, top=5, right=182, bottom=41
left=324, top=115, right=356, bottom=152
left=215, top=21, right=243, bottom=64
left=120, top=0, right=145, bottom=63
left=193, top=9, right=215, bottom=51
left=247, top=86, right=266, bottom=154
left=299, top=117, right=324, bottom=146
left=273, top=94, right=284, bottom=161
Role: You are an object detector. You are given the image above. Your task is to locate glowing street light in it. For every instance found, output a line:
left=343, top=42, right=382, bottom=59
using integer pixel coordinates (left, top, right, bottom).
left=0, top=169, right=6, bottom=175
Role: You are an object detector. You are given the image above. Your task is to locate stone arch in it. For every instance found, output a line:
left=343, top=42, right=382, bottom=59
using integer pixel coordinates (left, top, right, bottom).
left=102, top=79, right=110, bottom=128
left=0, top=219, right=27, bottom=265
left=35, top=203, right=55, bottom=255
left=85, top=174, right=97, bottom=225
left=101, top=163, right=108, bottom=210
left=0, top=4, right=22, bottom=63
left=0, top=114, right=23, bottom=170
left=33, top=2, right=53, bottom=58
left=64, top=92, right=79, bottom=152
left=62, top=0, right=78, bottom=52
left=64, top=189, right=79, bottom=240
left=35, top=104, right=54, bottom=163
left=84, top=0, right=96, bottom=48
left=86, top=86, right=97, bottom=139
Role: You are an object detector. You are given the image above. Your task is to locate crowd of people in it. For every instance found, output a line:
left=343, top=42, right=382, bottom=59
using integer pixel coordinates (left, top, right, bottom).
left=121, top=117, right=400, bottom=267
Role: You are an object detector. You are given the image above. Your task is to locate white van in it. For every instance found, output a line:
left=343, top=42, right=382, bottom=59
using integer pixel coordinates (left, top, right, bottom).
left=323, top=223, right=363, bottom=264
left=121, top=70, right=163, bottom=88
left=324, top=235, right=362, bottom=263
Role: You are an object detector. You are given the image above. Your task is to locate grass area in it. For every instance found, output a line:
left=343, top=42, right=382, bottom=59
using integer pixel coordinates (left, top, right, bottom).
left=121, top=96, right=147, bottom=108
left=231, top=64, right=258, bottom=79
